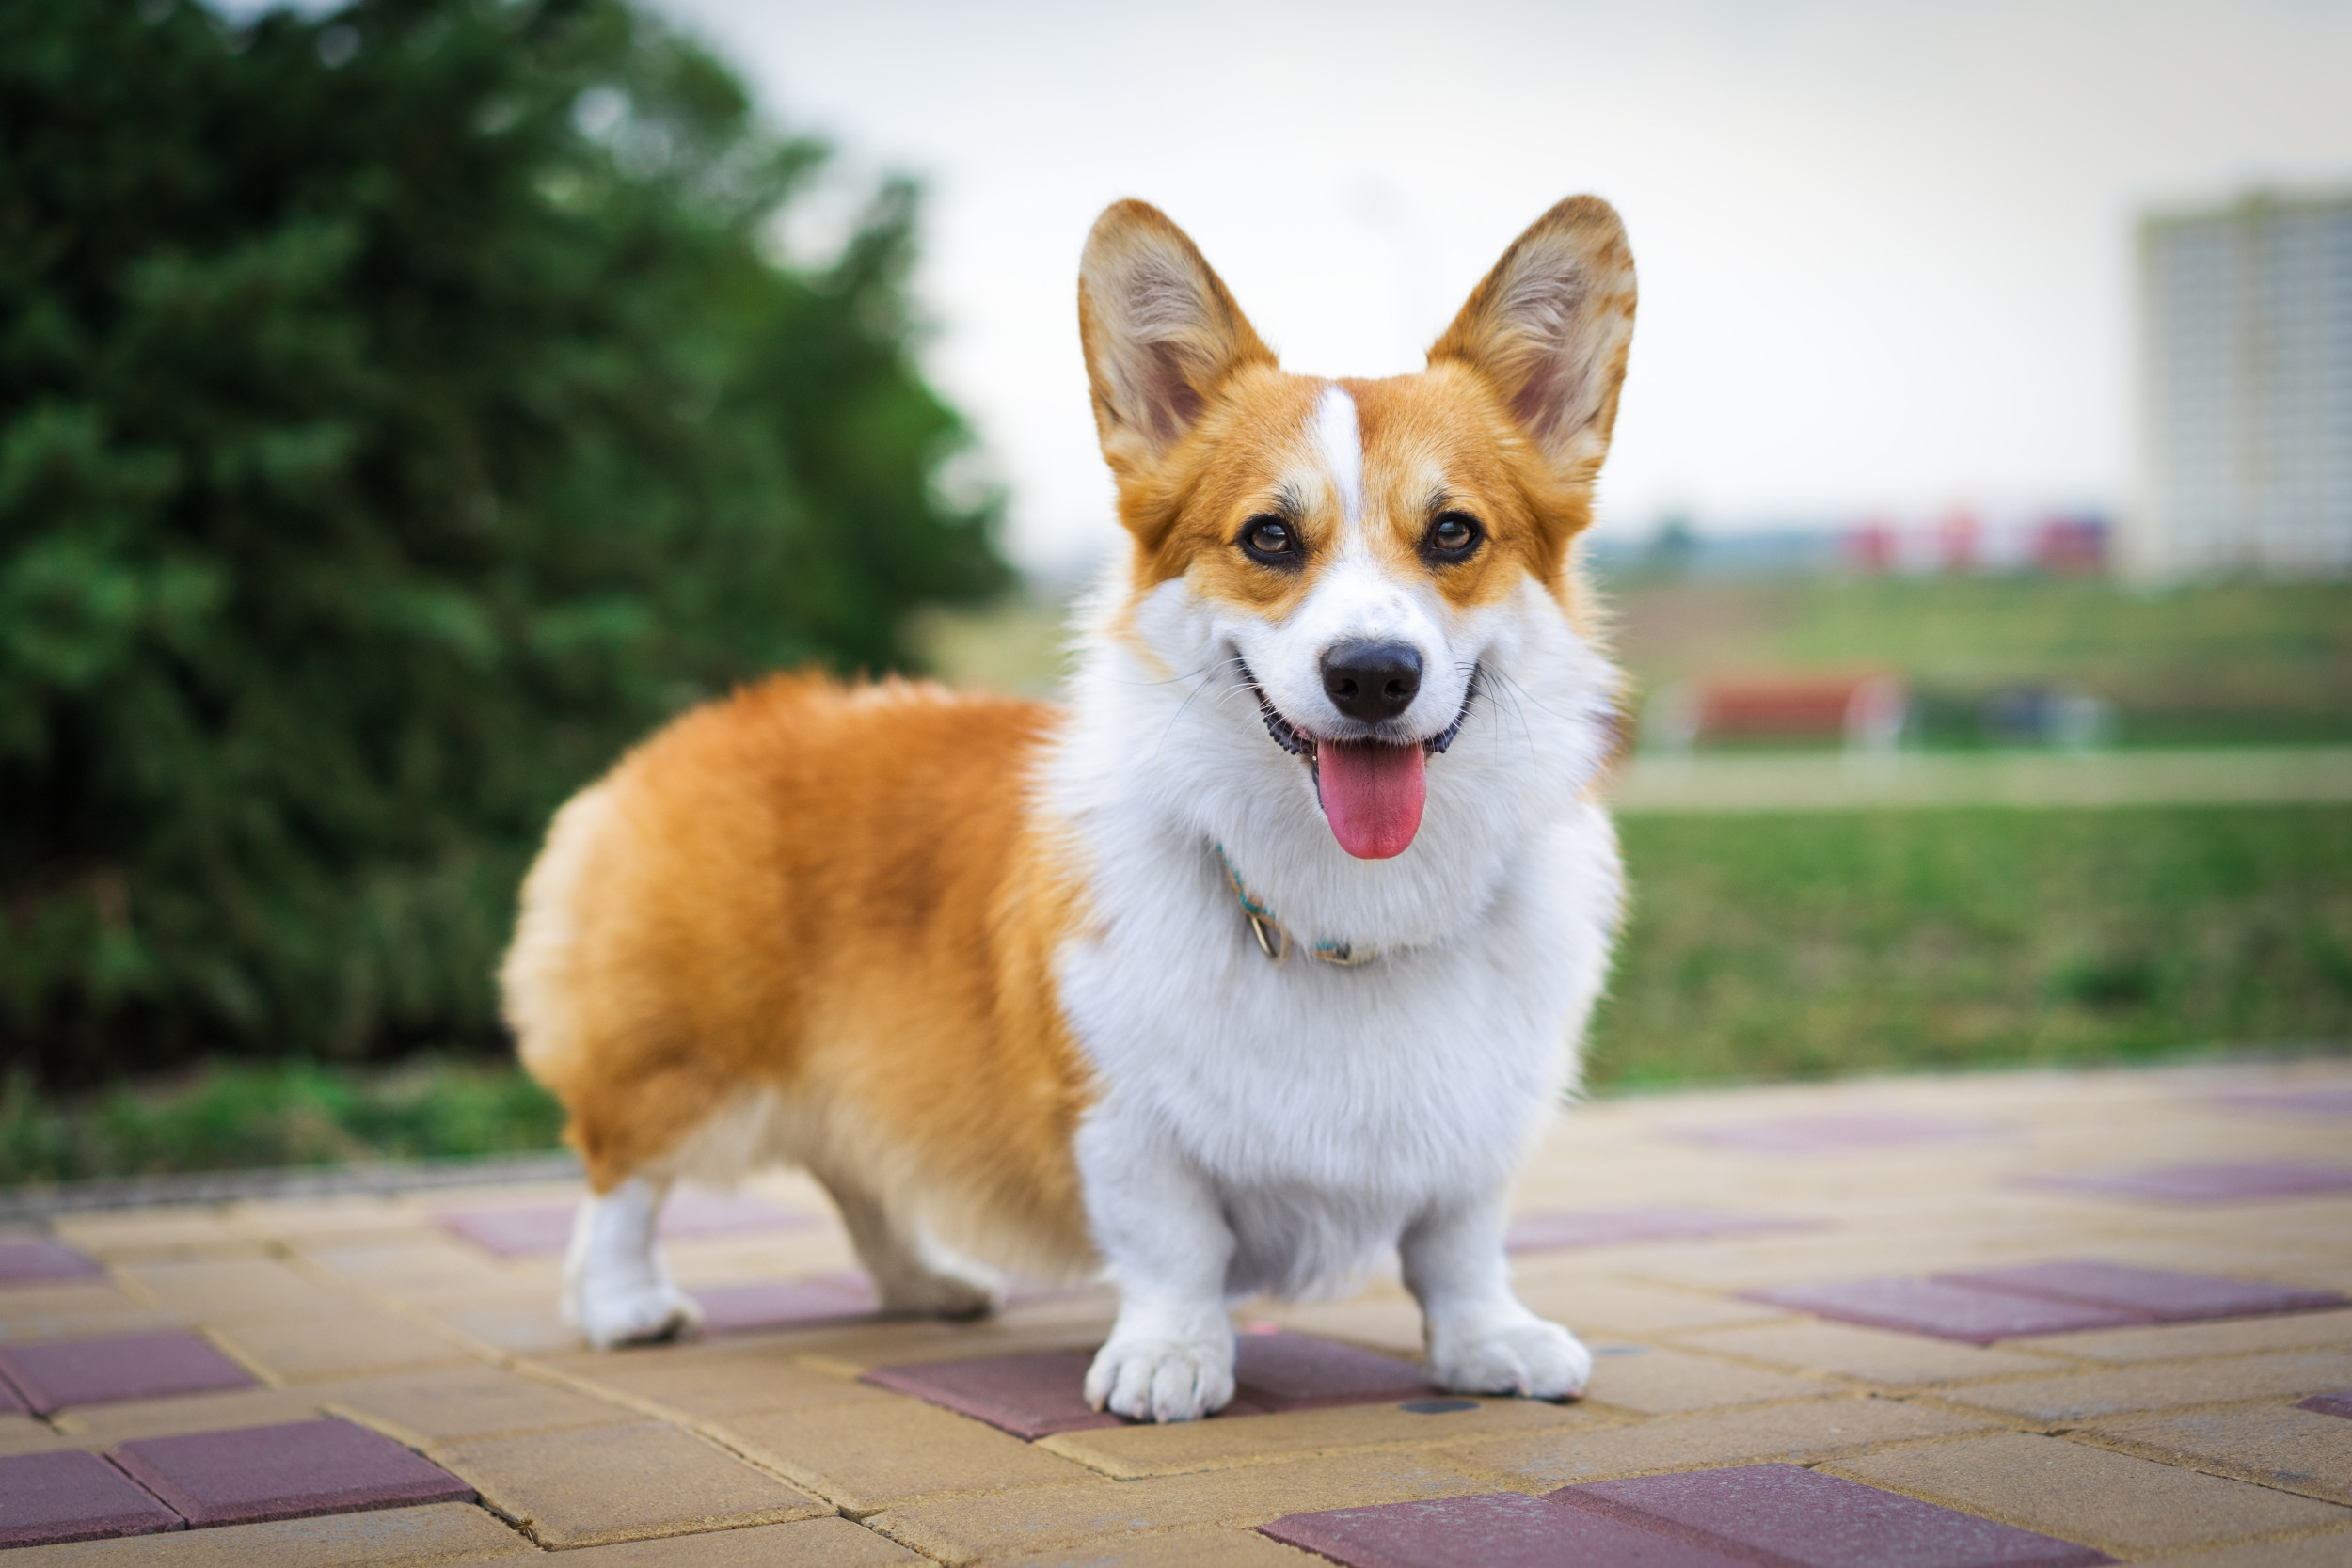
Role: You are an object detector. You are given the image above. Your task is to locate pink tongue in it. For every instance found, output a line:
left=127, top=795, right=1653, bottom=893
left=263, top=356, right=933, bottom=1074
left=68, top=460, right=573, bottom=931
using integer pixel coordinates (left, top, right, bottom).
left=1315, top=741, right=1428, bottom=860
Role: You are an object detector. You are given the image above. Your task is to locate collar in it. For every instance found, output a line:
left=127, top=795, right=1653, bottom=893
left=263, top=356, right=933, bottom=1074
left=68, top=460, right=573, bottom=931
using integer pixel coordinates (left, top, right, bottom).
left=1213, top=843, right=1379, bottom=967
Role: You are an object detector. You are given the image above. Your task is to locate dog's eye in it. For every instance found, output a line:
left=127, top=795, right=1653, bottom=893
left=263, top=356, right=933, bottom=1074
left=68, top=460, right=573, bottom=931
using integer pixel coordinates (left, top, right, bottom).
left=1425, top=512, right=1483, bottom=560
left=1239, top=515, right=1301, bottom=566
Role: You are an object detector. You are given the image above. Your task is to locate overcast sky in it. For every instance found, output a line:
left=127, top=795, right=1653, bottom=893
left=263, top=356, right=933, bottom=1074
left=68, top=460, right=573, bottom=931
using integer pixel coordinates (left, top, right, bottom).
left=646, top=0, right=2352, bottom=572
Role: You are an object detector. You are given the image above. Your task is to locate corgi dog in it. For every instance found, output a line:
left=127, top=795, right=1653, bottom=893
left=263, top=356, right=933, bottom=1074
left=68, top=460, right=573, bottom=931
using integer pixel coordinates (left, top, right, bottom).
left=501, top=195, right=1635, bottom=1422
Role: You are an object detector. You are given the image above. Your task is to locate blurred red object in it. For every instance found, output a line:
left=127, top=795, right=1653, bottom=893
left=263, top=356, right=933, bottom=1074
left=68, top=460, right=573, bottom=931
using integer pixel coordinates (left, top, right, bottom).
left=1645, top=672, right=1909, bottom=752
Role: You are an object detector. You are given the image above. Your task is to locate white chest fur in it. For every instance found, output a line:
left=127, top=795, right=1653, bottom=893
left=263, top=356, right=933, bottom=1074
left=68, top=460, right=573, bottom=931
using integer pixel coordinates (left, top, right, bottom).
left=1057, top=805, right=1618, bottom=1298
left=1044, top=577, right=1625, bottom=1301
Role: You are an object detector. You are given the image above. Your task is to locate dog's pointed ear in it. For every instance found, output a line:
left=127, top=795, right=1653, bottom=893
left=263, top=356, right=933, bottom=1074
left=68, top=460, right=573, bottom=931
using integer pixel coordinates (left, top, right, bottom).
left=1079, top=200, right=1274, bottom=474
left=1429, top=196, right=1636, bottom=481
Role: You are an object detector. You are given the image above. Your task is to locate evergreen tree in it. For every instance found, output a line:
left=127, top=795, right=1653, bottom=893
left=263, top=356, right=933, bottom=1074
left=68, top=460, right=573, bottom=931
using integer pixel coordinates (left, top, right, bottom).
left=0, top=0, right=1009, bottom=1084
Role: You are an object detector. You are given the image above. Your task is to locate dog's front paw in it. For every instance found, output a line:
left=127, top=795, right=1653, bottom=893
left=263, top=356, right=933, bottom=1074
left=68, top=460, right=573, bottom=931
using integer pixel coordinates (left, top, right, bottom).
left=568, top=1278, right=704, bottom=1350
left=1429, top=1314, right=1591, bottom=1401
left=1085, top=1331, right=1235, bottom=1422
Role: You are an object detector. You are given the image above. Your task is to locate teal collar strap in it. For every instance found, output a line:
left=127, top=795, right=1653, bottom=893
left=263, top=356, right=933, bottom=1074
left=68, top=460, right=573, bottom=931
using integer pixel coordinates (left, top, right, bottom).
left=1212, top=843, right=1377, bottom=967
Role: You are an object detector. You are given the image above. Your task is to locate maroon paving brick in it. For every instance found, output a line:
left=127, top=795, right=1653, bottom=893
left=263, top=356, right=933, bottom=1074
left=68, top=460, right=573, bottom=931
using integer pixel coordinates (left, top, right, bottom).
left=111, top=1418, right=474, bottom=1528
left=1740, top=1276, right=2150, bottom=1344
left=1232, top=1329, right=1436, bottom=1410
left=1555, top=1464, right=2116, bottom=1567
left=861, top=1333, right=1413, bottom=1438
left=692, top=1275, right=876, bottom=1335
left=1673, top=1113, right=1995, bottom=1155
left=2299, top=1389, right=2352, bottom=1419
left=2022, top=1160, right=2352, bottom=1203
left=436, top=1188, right=812, bottom=1256
left=0, top=1333, right=256, bottom=1415
left=0, top=1449, right=183, bottom=1548
left=0, top=1239, right=105, bottom=1287
left=2215, top=1087, right=2352, bottom=1118
left=863, top=1350, right=1130, bottom=1439
left=1262, top=1491, right=1757, bottom=1567
left=1939, top=1259, right=2346, bottom=1323
left=1506, top=1206, right=1821, bottom=1253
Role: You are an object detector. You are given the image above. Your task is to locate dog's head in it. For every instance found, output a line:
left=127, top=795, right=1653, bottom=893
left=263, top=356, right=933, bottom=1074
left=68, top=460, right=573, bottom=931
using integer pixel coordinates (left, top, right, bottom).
left=1077, top=198, right=1633, bottom=864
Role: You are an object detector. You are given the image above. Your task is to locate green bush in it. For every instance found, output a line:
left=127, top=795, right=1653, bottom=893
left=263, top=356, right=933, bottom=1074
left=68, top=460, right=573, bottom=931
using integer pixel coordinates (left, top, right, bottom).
left=0, top=0, right=1009, bottom=1084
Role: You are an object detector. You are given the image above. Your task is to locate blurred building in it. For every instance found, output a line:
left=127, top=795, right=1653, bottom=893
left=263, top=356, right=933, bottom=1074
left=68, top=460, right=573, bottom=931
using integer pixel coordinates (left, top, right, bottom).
left=2130, top=188, right=2352, bottom=578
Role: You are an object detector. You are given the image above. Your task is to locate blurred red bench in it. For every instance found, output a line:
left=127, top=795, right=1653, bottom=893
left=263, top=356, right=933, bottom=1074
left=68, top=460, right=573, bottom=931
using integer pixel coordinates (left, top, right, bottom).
left=1643, top=673, right=1909, bottom=752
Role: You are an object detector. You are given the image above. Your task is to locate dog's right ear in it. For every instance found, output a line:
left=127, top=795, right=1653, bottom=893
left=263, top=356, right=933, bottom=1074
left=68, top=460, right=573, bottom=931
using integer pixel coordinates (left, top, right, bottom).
left=1079, top=200, right=1274, bottom=477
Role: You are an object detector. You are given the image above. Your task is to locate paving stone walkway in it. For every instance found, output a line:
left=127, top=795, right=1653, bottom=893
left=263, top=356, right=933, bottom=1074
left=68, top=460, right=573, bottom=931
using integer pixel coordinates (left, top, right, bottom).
left=3, top=1058, right=2350, bottom=1564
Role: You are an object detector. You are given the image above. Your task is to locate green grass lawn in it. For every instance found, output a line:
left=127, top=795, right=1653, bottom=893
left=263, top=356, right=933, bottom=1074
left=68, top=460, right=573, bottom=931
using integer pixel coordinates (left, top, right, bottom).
left=8, top=802, right=2344, bottom=1182
left=1588, top=803, right=2352, bottom=1088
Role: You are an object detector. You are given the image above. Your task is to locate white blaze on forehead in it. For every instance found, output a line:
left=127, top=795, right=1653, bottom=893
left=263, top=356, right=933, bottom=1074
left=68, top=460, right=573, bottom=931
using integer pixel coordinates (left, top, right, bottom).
left=1311, top=386, right=1363, bottom=529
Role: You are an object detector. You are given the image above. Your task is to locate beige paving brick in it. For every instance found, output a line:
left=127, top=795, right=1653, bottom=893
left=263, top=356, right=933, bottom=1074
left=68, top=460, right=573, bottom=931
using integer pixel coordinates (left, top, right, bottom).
left=535, top=1342, right=902, bottom=1419
left=51, top=1384, right=334, bottom=1445
left=1440, top=1394, right=2000, bottom=1489
left=773, top=1321, right=1108, bottom=1374
left=1931, top=1351, right=2352, bottom=1425
left=987, top=1525, right=1320, bottom=1566
left=425, top=1292, right=579, bottom=1355
left=223, top=1197, right=443, bottom=1246
left=2058, top=1237, right=2352, bottom=1281
left=0, top=1415, right=69, bottom=1455
left=1508, top=1274, right=1789, bottom=1336
left=208, top=1307, right=475, bottom=1383
left=1038, top=1395, right=1609, bottom=1480
left=435, top=1419, right=833, bottom=1548
left=548, top=1517, right=921, bottom=1565
left=1825, top=1430, right=2349, bottom=1556
left=49, top=1211, right=256, bottom=1260
left=2130, top=1524, right=2352, bottom=1565
left=1618, top=1235, right=2072, bottom=1292
left=0, top=1282, right=190, bottom=1344
left=865, top=1450, right=1498, bottom=1566
left=1673, top=1317, right=2076, bottom=1386
left=1577, top=1343, right=1835, bottom=1414
left=708, top=1398, right=1107, bottom=1513
left=1246, top=1294, right=1421, bottom=1356
left=115, top=1257, right=346, bottom=1312
left=326, top=1365, right=642, bottom=1446
left=0, top=1501, right=532, bottom=1565
left=2086, top=1404, right=2352, bottom=1505
left=2014, top=1307, right=2352, bottom=1362
left=300, top=1241, right=517, bottom=1297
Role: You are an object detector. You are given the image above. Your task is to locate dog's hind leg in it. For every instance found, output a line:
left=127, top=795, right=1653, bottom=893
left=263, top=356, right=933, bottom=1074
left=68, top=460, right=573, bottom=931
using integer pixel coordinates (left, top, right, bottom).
left=813, top=1166, right=998, bottom=1320
left=563, top=1177, right=705, bottom=1349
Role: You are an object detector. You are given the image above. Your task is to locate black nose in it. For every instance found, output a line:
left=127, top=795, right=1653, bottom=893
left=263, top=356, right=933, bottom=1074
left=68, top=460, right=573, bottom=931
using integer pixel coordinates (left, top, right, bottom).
left=1321, top=639, right=1423, bottom=721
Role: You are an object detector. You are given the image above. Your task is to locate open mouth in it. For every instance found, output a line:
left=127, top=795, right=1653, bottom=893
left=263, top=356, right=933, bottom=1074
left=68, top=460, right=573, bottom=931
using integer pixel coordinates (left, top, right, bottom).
left=1241, top=663, right=1480, bottom=861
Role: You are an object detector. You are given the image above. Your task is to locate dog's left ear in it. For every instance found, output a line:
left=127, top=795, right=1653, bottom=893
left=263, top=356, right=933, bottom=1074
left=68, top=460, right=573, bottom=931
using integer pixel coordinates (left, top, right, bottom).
left=1429, top=197, right=1636, bottom=483
left=1079, top=200, right=1275, bottom=480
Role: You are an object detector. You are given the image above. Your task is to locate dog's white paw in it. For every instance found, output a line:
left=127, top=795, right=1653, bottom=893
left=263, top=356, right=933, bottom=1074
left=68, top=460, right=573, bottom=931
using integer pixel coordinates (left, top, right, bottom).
left=1085, top=1331, right=1236, bottom=1423
left=569, top=1278, right=704, bottom=1350
left=1429, top=1315, right=1592, bottom=1401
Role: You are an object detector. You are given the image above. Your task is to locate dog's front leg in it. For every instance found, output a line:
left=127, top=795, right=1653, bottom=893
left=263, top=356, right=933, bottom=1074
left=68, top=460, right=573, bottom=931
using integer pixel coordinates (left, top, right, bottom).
left=1076, top=1119, right=1235, bottom=1422
left=1402, top=1187, right=1591, bottom=1401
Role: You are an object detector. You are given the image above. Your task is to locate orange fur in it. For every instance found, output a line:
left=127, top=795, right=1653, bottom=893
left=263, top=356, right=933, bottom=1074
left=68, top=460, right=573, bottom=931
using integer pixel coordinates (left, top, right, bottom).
left=503, top=674, right=1096, bottom=1272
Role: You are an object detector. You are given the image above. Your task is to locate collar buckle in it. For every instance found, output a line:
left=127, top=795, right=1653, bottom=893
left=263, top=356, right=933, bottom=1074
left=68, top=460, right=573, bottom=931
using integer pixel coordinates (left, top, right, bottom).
left=1216, top=843, right=1376, bottom=968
